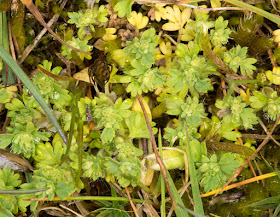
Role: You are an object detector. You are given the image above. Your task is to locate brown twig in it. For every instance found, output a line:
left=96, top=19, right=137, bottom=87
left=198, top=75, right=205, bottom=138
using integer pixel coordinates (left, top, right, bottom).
left=8, top=21, right=23, bottom=93
left=214, top=113, right=280, bottom=197
left=235, top=128, right=257, bottom=179
left=37, top=65, right=75, bottom=81
left=258, top=119, right=280, bottom=147
left=125, top=187, right=140, bottom=217
left=20, top=0, right=90, bottom=57
left=136, top=94, right=176, bottom=210
left=20, top=0, right=68, bottom=64
left=140, top=190, right=160, bottom=217
left=241, top=133, right=280, bottom=140
left=137, top=0, right=246, bottom=11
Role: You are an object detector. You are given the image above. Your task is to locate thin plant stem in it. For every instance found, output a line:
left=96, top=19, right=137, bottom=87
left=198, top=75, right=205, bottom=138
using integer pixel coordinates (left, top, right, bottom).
left=125, top=187, right=140, bottom=217
left=20, top=0, right=68, bottom=64
left=258, top=119, right=280, bottom=147
left=136, top=94, right=176, bottom=210
left=20, top=0, right=91, bottom=55
left=185, top=125, right=204, bottom=214
left=25, top=195, right=148, bottom=203
left=158, top=129, right=166, bottom=217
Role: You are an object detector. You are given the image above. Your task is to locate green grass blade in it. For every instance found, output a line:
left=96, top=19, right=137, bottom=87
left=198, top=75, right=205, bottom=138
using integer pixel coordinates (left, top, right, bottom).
left=75, top=101, right=83, bottom=187
left=0, top=188, right=49, bottom=195
left=38, top=195, right=148, bottom=203
left=165, top=169, right=189, bottom=217
left=1, top=11, right=16, bottom=84
left=273, top=203, right=280, bottom=217
left=158, top=129, right=166, bottom=217
left=225, top=0, right=280, bottom=25
left=186, top=128, right=204, bottom=214
left=0, top=46, right=68, bottom=145
left=177, top=204, right=207, bottom=217
left=246, top=196, right=280, bottom=209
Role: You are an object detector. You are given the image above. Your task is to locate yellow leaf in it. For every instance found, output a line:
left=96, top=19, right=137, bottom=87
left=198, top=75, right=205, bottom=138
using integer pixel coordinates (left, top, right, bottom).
left=73, top=67, right=91, bottom=83
left=162, top=22, right=180, bottom=31
left=266, top=67, right=280, bottom=85
left=102, top=28, right=117, bottom=41
left=164, top=6, right=176, bottom=23
left=132, top=96, right=152, bottom=121
left=181, top=8, right=191, bottom=25
left=138, top=16, right=149, bottom=29
left=240, top=88, right=250, bottom=103
left=111, top=49, right=126, bottom=68
left=127, top=11, right=137, bottom=26
left=155, top=10, right=162, bottom=22
left=4, top=85, right=18, bottom=102
left=173, top=5, right=181, bottom=24
left=128, top=11, right=149, bottom=30
left=210, top=0, right=221, bottom=8
left=159, top=41, right=172, bottom=56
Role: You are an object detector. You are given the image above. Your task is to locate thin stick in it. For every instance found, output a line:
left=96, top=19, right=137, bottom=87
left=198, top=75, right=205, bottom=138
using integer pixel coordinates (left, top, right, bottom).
left=37, top=65, right=75, bottom=81
left=214, top=113, right=280, bottom=197
left=59, top=204, right=83, bottom=217
left=241, top=134, right=280, bottom=140
left=8, top=22, right=22, bottom=93
left=137, top=0, right=246, bottom=11
left=19, top=0, right=68, bottom=63
left=258, top=119, right=280, bottom=147
left=235, top=128, right=257, bottom=179
left=125, top=187, right=140, bottom=217
left=20, top=0, right=90, bottom=58
left=140, top=190, right=160, bottom=217
left=136, top=94, right=176, bottom=210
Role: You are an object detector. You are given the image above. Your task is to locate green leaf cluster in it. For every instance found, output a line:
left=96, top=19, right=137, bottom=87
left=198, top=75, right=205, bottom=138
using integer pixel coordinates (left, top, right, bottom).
left=113, top=0, right=134, bottom=18
left=105, top=158, right=141, bottom=187
left=0, top=168, right=25, bottom=216
left=216, top=96, right=259, bottom=130
left=0, top=84, right=11, bottom=104
left=0, top=122, right=50, bottom=158
left=164, top=120, right=200, bottom=146
left=61, top=37, right=92, bottom=60
left=249, top=87, right=280, bottom=121
left=92, top=94, right=132, bottom=143
left=166, top=95, right=205, bottom=128
left=197, top=152, right=240, bottom=192
left=5, top=98, right=41, bottom=126
left=120, top=29, right=165, bottom=96
left=168, top=42, right=216, bottom=96
left=124, top=28, right=159, bottom=68
left=222, top=45, right=257, bottom=76
left=68, top=5, right=108, bottom=33
left=209, top=16, right=231, bottom=47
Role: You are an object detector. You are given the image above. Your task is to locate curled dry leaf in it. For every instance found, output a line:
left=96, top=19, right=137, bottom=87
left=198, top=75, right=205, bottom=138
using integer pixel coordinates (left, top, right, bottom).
left=0, top=148, right=33, bottom=171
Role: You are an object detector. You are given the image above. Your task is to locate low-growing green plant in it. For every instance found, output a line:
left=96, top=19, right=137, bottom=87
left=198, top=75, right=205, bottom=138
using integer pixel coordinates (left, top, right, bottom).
left=1, top=0, right=280, bottom=216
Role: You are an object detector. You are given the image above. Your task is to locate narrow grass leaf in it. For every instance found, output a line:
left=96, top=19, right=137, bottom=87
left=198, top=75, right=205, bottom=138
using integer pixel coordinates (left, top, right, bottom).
left=177, top=204, right=207, bottom=217
left=0, top=188, right=49, bottom=195
left=165, top=169, right=189, bottom=217
left=245, top=196, right=280, bottom=209
left=185, top=128, right=204, bottom=214
left=158, top=129, right=166, bottom=217
left=273, top=203, right=280, bottom=217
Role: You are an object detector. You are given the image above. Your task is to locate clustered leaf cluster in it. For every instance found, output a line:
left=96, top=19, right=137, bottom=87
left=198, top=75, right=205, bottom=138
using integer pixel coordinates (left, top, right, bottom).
left=1, top=1, right=279, bottom=214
